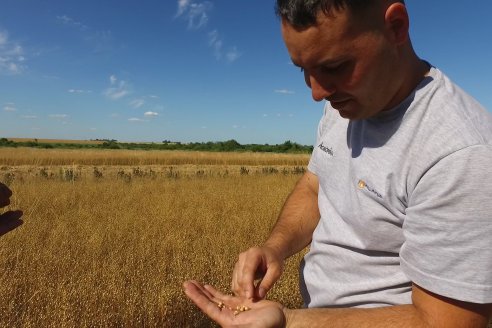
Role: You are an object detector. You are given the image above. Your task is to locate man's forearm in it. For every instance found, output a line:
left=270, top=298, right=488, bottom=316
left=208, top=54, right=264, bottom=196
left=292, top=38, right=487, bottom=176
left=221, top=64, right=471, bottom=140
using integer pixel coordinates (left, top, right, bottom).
left=284, top=304, right=429, bottom=328
left=283, top=283, right=492, bottom=328
left=264, top=171, right=320, bottom=260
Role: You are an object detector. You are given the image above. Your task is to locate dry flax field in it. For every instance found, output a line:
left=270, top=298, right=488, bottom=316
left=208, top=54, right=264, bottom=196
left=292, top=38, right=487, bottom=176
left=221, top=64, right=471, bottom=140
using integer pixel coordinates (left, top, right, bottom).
left=0, top=147, right=309, bottom=327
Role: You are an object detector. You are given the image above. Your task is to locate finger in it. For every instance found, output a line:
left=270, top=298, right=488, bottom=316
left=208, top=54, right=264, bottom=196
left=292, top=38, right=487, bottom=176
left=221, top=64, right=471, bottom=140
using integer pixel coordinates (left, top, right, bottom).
left=204, top=284, right=237, bottom=303
left=256, top=263, right=281, bottom=299
left=239, top=252, right=264, bottom=299
left=183, top=281, right=221, bottom=314
left=231, top=261, right=240, bottom=295
left=186, top=281, right=226, bottom=306
left=183, top=281, right=232, bottom=326
left=233, top=254, right=253, bottom=298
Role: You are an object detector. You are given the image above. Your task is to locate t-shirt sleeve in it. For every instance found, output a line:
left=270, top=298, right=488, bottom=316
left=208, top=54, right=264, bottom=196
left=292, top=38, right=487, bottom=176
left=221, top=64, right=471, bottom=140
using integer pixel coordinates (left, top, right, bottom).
left=400, top=145, right=492, bottom=303
left=308, top=105, right=330, bottom=175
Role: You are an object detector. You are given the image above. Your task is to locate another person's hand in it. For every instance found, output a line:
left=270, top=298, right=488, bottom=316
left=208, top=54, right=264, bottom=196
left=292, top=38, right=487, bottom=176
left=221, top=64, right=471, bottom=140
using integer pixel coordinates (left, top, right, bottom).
left=183, top=280, right=286, bottom=328
left=231, top=246, right=284, bottom=300
left=0, top=182, right=12, bottom=208
left=0, top=182, right=23, bottom=236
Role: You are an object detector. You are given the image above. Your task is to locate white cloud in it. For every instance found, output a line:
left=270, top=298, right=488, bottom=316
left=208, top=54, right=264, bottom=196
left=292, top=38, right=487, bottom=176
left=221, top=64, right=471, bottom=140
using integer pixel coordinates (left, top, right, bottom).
left=3, top=104, right=17, bottom=112
left=176, top=0, right=212, bottom=29
left=208, top=30, right=240, bottom=63
left=130, top=98, right=145, bottom=109
left=0, top=29, right=26, bottom=75
left=189, top=3, right=212, bottom=29
left=128, top=118, right=145, bottom=122
left=104, top=75, right=130, bottom=100
left=49, top=114, right=69, bottom=119
left=21, top=115, right=38, bottom=119
left=0, top=31, right=7, bottom=45
left=176, top=0, right=191, bottom=16
left=68, top=89, right=92, bottom=94
left=144, top=111, right=159, bottom=117
left=57, top=15, right=88, bottom=31
left=176, top=2, right=240, bottom=63
left=226, top=47, right=241, bottom=63
left=274, top=89, right=295, bottom=95
left=208, top=30, right=223, bottom=60
left=57, top=15, right=114, bottom=54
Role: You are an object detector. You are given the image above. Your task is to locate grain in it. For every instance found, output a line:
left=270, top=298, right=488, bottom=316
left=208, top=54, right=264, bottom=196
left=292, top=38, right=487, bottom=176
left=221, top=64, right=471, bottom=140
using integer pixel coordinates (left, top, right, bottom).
left=0, top=148, right=306, bottom=327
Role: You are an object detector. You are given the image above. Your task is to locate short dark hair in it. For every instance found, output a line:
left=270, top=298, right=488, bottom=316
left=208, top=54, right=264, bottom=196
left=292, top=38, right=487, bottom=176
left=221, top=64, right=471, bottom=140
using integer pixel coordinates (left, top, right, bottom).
left=275, top=0, right=405, bottom=28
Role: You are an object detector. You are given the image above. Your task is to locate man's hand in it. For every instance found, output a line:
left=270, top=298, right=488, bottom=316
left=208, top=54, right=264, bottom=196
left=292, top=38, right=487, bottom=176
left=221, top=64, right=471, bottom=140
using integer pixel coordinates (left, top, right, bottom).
left=231, top=246, right=284, bottom=300
left=183, top=280, right=286, bottom=328
left=231, top=171, right=320, bottom=301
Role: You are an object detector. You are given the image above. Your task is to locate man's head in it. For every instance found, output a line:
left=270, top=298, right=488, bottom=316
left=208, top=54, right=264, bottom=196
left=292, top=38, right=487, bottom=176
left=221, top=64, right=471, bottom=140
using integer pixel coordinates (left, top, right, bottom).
left=276, top=0, right=424, bottom=120
left=275, top=0, right=405, bottom=29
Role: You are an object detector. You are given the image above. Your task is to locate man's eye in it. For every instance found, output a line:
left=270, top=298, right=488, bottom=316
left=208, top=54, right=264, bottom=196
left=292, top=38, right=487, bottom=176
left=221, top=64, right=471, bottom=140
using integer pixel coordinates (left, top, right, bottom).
left=322, top=63, right=346, bottom=73
left=323, top=66, right=339, bottom=73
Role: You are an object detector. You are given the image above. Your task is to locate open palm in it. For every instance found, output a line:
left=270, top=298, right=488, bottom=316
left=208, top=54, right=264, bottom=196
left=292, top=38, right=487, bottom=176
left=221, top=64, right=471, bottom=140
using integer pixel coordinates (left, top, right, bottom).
left=183, top=280, right=286, bottom=328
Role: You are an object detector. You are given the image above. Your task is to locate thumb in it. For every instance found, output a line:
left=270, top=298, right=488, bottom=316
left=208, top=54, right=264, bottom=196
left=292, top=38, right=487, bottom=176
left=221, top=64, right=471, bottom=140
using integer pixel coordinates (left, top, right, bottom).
left=255, top=263, right=281, bottom=299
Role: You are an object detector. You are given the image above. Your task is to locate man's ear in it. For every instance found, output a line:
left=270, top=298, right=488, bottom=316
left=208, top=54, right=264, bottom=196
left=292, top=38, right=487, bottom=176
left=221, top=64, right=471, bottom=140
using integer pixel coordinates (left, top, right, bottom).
left=384, top=2, right=409, bottom=45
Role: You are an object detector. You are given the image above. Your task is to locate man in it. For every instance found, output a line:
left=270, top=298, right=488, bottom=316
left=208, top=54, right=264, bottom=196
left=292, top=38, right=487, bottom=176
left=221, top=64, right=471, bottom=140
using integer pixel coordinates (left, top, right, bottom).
left=184, top=0, right=492, bottom=326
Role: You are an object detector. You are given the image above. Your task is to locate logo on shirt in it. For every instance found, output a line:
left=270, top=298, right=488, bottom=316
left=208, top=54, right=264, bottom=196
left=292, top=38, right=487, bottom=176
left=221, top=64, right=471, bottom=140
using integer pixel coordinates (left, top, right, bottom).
left=318, top=142, right=334, bottom=156
left=358, top=179, right=382, bottom=199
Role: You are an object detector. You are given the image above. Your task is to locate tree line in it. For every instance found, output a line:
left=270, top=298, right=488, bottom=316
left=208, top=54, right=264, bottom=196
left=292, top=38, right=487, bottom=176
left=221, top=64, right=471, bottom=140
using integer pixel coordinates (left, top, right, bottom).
left=0, top=138, right=313, bottom=154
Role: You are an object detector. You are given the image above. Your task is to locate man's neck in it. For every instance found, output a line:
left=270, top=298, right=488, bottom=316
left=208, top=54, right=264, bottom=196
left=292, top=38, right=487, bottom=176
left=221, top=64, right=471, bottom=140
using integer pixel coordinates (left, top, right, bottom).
left=384, top=51, right=430, bottom=111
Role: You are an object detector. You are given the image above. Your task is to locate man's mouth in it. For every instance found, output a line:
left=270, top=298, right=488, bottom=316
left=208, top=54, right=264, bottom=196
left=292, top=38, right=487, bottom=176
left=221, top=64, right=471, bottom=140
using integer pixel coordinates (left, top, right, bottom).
left=329, top=98, right=351, bottom=109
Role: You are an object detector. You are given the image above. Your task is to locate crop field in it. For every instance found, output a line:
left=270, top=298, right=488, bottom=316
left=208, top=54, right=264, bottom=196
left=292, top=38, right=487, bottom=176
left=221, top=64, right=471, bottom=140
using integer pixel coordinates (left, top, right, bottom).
left=2, top=148, right=490, bottom=328
left=0, top=148, right=308, bottom=327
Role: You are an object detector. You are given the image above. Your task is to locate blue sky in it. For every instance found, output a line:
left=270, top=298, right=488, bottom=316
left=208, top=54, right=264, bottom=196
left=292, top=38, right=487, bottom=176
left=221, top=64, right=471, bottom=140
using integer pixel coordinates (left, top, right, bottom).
left=1, top=1, right=491, bottom=145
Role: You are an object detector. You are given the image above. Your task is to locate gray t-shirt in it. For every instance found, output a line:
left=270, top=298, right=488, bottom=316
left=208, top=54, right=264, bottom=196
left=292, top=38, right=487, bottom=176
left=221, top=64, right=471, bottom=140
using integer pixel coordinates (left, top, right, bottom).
left=302, top=66, right=492, bottom=308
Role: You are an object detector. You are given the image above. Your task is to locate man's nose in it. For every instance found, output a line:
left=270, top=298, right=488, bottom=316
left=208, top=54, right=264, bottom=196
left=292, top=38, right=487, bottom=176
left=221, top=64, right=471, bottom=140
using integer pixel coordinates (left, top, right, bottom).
left=308, top=75, right=336, bottom=102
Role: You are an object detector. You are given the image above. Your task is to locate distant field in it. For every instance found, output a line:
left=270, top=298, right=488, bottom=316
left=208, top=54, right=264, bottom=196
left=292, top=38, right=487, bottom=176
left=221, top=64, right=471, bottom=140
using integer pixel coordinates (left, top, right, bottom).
left=0, top=147, right=310, bottom=166
left=0, top=148, right=306, bottom=327
left=7, top=138, right=104, bottom=145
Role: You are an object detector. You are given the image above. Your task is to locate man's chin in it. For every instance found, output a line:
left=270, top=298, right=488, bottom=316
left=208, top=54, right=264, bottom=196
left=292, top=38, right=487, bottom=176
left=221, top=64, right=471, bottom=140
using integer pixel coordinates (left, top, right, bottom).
left=337, top=110, right=358, bottom=120
left=332, top=102, right=372, bottom=120
left=331, top=100, right=358, bottom=119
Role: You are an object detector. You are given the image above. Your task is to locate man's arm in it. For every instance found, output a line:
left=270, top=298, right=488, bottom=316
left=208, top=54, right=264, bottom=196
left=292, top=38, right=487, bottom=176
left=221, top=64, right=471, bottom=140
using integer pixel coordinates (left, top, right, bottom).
left=264, top=170, right=320, bottom=260
left=284, top=284, right=492, bottom=328
left=232, top=170, right=320, bottom=299
left=184, top=282, right=491, bottom=328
